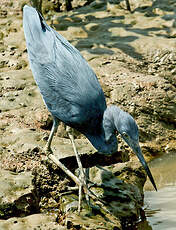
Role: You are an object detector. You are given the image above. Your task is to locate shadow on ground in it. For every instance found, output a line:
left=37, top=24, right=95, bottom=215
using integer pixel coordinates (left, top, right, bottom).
left=51, top=0, right=176, bottom=60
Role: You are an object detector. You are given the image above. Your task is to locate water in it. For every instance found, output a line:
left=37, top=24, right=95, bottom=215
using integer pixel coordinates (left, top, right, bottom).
left=144, top=186, right=176, bottom=230
left=142, top=152, right=176, bottom=230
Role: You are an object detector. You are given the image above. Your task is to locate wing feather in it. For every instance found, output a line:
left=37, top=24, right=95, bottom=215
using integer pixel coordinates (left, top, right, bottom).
left=23, top=6, right=106, bottom=132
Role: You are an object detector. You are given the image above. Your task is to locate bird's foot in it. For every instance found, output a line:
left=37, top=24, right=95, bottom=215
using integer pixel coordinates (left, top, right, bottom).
left=77, top=170, right=107, bottom=213
left=63, top=173, right=95, bottom=213
left=47, top=155, right=106, bottom=214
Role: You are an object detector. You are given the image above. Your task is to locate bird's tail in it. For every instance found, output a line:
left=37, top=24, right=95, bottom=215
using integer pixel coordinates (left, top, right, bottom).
left=23, top=5, right=54, bottom=63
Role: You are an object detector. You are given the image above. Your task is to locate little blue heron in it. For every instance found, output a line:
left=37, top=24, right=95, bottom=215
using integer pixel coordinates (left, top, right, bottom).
left=23, top=5, right=157, bottom=212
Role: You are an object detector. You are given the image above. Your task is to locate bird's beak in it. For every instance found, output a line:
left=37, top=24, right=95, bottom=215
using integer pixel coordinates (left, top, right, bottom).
left=123, top=138, right=157, bottom=191
left=131, top=142, right=157, bottom=191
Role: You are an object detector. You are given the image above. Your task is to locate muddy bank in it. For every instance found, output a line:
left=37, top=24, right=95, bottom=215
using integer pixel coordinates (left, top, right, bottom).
left=0, top=0, right=176, bottom=229
left=0, top=146, right=146, bottom=229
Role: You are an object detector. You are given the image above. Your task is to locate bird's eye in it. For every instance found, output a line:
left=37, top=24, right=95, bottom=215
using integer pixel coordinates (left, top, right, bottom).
left=122, top=132, right=128, bottom=139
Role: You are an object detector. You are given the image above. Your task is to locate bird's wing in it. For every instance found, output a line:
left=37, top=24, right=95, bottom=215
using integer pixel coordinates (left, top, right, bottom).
left=23, top=6, right=106, bottom=131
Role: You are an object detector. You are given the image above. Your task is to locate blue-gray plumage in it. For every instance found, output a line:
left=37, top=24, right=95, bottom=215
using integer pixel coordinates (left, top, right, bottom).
left=23, top=5, right=157, bottom=191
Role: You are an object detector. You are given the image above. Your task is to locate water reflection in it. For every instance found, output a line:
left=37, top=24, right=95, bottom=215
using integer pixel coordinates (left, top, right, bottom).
left=144, top=152, right=176, bottom=191
left=141, top=152, right=176, bottom=230
left=144, top=186, right=176, bottom=230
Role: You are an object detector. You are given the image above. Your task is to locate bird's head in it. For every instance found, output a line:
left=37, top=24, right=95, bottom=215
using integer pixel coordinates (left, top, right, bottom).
left=117, top=110, right=139, bottom=151
left=104, top=105, right=157, bottom=191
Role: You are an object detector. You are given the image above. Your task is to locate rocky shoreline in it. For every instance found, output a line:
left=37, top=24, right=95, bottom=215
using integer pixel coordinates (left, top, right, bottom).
left=0, top=0, right=176, bottom=229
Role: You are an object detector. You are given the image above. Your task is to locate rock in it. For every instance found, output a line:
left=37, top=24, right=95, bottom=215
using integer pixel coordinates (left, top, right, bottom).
left=15, top=59, right=28, bottom=70
left=0, top=32, right=4, bottom=40
left=107, top=2, right=121, bottom=14
left=0, top=169, right=39, bottom=219
left=1, top=145, right=42, bottom=173
left=0, top=10, right=7, bottom=18
left=153, top=7, right=165, bottom=16
left=33, top=108, right=53, bottom=130
left=89, top=0, right=105, bottom=9
left=32, top=155, right=146, bottom=229
left=0, top=213, right=66, bottom=230
left=0, top=61, right=7, bottom=68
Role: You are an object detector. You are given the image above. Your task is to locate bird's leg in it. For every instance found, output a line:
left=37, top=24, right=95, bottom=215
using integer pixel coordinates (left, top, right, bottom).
left=44, top=117, right=59, bottom=154
left=48, top=154, right=80, bottom=185
left=45, top=121, right=81, bottom=190
left=66, top=126, right=87, bottom=213
left=85, top=168, right=90, bottom=206
left=44, top=124, right=101, bottom=213
left=44, top=118, right=80, bottom=186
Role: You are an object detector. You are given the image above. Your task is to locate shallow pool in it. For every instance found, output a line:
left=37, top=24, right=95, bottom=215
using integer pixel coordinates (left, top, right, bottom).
left=142, top=152, right=176, bottom=230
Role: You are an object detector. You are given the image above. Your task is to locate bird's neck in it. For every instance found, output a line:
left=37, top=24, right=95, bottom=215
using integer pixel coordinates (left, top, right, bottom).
left=84, top=106, right=120, bottom=154
left=103, top=105, right=122, bottom=134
